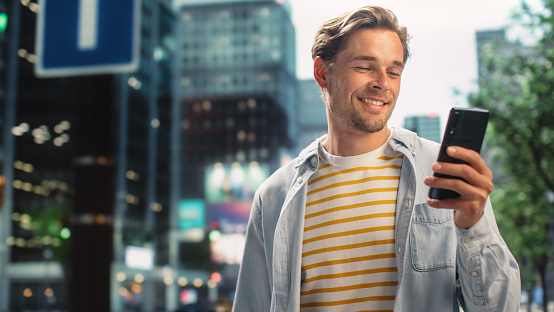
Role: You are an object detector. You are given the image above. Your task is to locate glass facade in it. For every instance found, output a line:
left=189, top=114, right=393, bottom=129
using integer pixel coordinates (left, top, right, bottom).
left=0, top=0, right=298, bottom=310
left=0, top=1, right=179, bottom=311
left=177, top=0, right=297, bottom=173
left=174, top=0, right=297, bottom=305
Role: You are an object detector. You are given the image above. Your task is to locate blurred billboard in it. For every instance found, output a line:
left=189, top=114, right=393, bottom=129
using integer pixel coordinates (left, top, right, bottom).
left=205, top=162, right=269, bottom=203
left=178, top=199, right=206, bottom=242
left=207, top=201, right=252, bottom=265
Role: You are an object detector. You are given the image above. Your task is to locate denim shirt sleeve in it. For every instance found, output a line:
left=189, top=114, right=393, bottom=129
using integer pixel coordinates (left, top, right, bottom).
left=232, top=197, right=272, bottom=312
left=232, top=140, right=320, bottom=312
left=455, top=198, right=521, bottom=311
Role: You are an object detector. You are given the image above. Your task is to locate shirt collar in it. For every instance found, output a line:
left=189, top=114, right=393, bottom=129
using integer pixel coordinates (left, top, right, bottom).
left=294, top=127, right=419, bottom=168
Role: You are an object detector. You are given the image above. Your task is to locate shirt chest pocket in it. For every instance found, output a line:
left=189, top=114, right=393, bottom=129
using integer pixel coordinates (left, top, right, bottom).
left=409, top=203, right=457, bottom=271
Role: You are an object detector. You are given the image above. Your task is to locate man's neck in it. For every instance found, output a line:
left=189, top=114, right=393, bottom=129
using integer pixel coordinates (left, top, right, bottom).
left=322, top=126, right=391, bottom=157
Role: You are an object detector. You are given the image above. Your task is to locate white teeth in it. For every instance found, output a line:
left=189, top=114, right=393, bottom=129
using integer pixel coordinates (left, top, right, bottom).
left=360, top=98, right=385, bottom=106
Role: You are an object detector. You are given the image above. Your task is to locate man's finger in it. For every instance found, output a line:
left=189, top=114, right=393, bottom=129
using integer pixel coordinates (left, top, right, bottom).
left=431, top=162, right=494, bottom=192
left=446, top=146, right=493, bottom=179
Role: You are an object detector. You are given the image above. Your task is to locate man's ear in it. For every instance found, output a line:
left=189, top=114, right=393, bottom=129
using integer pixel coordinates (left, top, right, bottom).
left=313, top=56, right=328, bottom=89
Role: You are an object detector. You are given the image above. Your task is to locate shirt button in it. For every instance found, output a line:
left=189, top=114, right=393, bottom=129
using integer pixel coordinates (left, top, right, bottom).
left=297, top=177, right=303, bottom=184
left=471, top=271, right=478, bottom=277
left=463, top=237, right=472, bottom=244
left=310, top=156, right=317, bottom=164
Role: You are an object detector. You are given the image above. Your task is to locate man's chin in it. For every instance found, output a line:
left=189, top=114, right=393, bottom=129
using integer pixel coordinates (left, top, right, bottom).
left=349, top=120, right=388, bottom=134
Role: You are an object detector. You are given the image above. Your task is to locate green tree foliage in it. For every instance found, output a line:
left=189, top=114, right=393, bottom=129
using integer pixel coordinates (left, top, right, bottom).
left=468, top=0, right=554, bottom=308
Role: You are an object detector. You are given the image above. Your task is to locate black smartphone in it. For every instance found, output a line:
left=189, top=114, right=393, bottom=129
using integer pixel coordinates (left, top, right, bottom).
left=428, top=107, right=490, bottom=200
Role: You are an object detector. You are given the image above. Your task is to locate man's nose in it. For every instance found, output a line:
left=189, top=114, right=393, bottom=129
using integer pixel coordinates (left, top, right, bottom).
left=371, top=70, right=390, bottom=91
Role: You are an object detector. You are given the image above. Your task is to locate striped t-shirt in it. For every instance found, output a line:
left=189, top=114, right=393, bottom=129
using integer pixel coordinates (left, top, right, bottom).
left=300, top=135, right=403, bottom=311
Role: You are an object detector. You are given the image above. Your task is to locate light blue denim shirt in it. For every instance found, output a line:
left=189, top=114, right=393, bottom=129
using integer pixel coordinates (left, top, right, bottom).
left=233, top=127, right=520, bottom=312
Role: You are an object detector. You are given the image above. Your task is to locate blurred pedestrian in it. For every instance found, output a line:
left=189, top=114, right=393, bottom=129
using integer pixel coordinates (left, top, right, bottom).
left=233, top=5, right=520, bottom=311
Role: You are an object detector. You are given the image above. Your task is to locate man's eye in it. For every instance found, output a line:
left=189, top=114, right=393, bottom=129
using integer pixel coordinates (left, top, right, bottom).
left=356, top=67, right=371, bottom=71
left=388, top=72, right=401, bottom=77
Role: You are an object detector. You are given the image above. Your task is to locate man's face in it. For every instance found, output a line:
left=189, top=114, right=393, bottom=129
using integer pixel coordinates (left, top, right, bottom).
left=322, top=28, right=404, bottom=134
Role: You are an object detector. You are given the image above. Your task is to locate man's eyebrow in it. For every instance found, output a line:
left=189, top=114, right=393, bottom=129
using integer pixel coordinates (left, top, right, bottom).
left=350, top=55, right=404, bottom=68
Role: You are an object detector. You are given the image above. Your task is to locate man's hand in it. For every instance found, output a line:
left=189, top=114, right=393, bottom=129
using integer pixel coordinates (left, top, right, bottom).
left=423, top=146, right=494, bottom=229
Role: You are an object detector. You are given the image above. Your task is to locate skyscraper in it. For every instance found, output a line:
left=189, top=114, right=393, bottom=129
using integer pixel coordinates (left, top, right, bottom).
left=172, top=1, right=297, bottom=304
left=0, top=1, right=179, bottom=311
left=476, top=29, right=506, bottom=81
left=403, top=114, right=441, bottom=143
left=175, top=0, right=297, bottom=180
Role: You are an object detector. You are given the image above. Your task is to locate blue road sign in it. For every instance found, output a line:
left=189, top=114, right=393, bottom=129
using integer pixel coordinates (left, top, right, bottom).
left=35, top=0, right=140, bottom=77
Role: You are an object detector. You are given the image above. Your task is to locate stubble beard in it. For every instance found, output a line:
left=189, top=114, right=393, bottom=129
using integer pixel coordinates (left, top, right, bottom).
left=326, top=83, right=392, bottom=135
left=349, top=112, right=388, bottom=134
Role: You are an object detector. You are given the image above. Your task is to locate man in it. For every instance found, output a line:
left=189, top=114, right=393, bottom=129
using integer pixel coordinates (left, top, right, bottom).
left=233, top=5, right=520, bottom=311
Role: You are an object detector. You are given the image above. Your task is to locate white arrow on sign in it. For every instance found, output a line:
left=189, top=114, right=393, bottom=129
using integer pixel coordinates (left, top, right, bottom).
left=78, top=0, right=98, bottom=50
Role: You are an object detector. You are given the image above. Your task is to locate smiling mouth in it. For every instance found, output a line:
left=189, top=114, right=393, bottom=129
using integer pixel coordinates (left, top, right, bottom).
left=359, top=98, right=386, bottom=106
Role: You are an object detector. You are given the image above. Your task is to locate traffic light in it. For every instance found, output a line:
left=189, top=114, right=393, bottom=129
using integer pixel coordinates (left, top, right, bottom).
left=208, top=221, right=221, bottom=242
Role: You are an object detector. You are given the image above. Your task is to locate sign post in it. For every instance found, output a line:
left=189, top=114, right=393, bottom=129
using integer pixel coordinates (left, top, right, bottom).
left=35, top=0, right=140, bottom=77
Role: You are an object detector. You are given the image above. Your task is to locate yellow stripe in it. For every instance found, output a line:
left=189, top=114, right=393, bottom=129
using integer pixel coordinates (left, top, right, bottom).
left=307, top=176, right=400, bottom=196
left=377, top=155, right=404, bottom=160
left=301, top=280, right=398, bottom=295
left=308, top=165, right=402, bottom=185
left=305, top=199, right=396, bottom=219
left=302, top=252, right=396, bottom=270
left=303, top=240, right=395, bottom=258
left=300, top=295, right=395, bottom=308
left=318, top=163, right=332, bottom=170
left=304, top=212, right=395, bottom=232
left=303, top=266, right=398, bottom=284
left=303, top=225, right=394, bottom=245
left=306, top=187, right=397, bottom=207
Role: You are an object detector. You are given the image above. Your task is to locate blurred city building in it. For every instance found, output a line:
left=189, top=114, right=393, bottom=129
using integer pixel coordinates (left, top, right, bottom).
left=476, top=28, right=535, bottom=82
left=476, top=29, right=507, bottom=81
left=403, top=114, right=441, bottom=143
left=0, top=0, right=300, bottom=310
left=175, top=0, right=297, bottom=173
left=296, top=79, right=327, bottom=154
left=173, top=0, right=297, bottom=305
left=0, top=0, right=186, bottom=311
